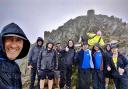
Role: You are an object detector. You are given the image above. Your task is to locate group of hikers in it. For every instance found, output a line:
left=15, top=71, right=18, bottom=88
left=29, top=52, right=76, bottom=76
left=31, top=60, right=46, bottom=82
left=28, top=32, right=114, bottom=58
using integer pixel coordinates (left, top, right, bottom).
left=0, top=22, right=128, bottom=89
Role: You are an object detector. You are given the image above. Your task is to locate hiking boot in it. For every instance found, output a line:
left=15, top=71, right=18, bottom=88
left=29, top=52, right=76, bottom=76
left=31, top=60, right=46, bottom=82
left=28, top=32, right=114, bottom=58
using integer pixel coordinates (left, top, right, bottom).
left=64, top=85, right=71, bottom=89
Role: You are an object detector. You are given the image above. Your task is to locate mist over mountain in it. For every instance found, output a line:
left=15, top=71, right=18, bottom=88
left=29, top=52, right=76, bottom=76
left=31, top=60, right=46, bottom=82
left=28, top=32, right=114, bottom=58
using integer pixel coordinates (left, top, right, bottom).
left=44, top=9, right=128, bottom=46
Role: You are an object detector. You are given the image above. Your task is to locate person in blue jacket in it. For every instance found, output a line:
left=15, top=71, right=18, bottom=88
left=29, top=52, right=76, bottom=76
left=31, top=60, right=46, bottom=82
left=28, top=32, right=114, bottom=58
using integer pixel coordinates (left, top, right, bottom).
left=92, top=43, right=105, bottom=89
left=75, top=41, right=94, bottom=89
left=0, top=22, right=30, bottom=89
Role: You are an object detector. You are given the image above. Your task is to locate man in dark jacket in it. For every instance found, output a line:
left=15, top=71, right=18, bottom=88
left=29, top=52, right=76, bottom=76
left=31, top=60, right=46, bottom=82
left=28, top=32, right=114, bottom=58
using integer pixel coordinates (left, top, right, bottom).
left=54, top=43, right=62, bottom=88
left=107, top=44, right=128, bottom=89
left=59, top=40, right=75, bottom=89
left=37, top=42, right=56, bottom=89
left=0, top=23, right=30, bottom=89
left=28, top=37, right=44, bottom=89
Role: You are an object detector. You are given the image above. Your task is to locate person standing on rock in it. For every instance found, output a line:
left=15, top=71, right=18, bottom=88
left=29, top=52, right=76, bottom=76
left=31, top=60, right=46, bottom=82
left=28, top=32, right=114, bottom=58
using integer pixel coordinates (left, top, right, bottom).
left=28, top=37, right=44, bottom=89
left=0, top=23, right=30, bottom=89
left=37, top=42, right=56, bottom=89
left=59, top=40, right=76, bottom=89
left=87, top=30, right=105, bottom=47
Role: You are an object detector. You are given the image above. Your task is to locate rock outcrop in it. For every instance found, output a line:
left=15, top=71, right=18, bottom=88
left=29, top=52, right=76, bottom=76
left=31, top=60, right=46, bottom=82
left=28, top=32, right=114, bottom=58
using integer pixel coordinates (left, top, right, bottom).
left=44, top=9, right=128, bottom=46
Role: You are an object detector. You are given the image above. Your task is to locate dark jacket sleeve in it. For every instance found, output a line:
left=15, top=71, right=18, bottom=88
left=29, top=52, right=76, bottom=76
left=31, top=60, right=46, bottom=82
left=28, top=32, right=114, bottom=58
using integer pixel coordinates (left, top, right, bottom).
left=108, top=56, right=115, bottom=71
left=53, top=50, right=57, bottom=69
left=102, top=51, right=108, bottom=69
left=28, top=45, right=34, bottom=65
left=74, top=51, right=80, bottom=65
left=73, top=49, right=76, bottom=65
left=60, top=49, right=66, bottom=56
left=37, top=50, right=42, bottom=71
left=119, top=54, right=128, bottom=69
left=0, top=61, right=22, bottom=89
left=0, top=61, right=9, bottom=89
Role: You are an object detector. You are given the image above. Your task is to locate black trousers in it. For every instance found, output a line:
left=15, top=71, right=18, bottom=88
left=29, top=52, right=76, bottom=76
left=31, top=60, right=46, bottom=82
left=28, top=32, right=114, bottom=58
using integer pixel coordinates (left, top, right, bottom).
left=77, top=69, right=92, bottom=89
left=59, top=65, right=72, bottom=88
left=92, top=70, right=105, bottom=89
left=29, top=65, right=40, bottom=89
left=113, top=75, right=128, bottom=89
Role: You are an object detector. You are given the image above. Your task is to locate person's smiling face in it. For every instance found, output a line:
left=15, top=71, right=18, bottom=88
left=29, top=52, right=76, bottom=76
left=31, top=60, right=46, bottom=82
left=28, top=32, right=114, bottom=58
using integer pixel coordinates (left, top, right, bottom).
left=107, top=45, right=111, bottom=51
left=111, top=48, right=118, bottom=54
left=68, top=40, right=74, bottom=48
left=82, top=44, right=88, bottom=50
left=37, top=40, right=43, bottom=46
left=94, top=45, right=99, bottom=51
left=4, top=36, right=23, bottom=60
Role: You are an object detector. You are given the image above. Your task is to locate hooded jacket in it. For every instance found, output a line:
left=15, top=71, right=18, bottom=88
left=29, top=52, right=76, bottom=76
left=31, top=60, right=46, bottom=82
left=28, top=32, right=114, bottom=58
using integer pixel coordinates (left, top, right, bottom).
left=108, top=53, right=128, bottom=78
left=0, top=23, right=30, bottom=89
left=28, top=37, right=44, bottom=66
left=37, top=42, right=56, bottom=71
left=0, top=37, right=4, bottom=60
left=104, top=44, right=112, bottom=72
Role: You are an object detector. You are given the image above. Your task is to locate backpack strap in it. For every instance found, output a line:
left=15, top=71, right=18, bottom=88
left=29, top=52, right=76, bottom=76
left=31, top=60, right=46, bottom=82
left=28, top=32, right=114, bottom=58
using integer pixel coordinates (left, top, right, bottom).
left=98, top=37, right=101, bottom=43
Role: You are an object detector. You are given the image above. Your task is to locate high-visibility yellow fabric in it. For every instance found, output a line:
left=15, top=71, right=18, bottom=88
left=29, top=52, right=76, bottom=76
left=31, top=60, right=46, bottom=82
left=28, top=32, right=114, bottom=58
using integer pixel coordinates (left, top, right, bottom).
left=113, top=57, right=118, bottom=67
left=87, top=33, right=105, bottom=46
left=87, top=33, right=96, bottom=37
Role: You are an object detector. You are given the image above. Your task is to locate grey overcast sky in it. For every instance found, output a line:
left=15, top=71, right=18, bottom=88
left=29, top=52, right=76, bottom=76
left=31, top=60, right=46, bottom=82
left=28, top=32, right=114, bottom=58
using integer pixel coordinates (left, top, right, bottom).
left=0, top=0, right=128, bottom=43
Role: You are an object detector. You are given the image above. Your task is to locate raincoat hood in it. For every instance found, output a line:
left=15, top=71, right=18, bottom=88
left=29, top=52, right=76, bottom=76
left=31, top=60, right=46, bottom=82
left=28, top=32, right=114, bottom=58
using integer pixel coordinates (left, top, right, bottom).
left=36, top=37, right=44, bottom=46
left=46, top=42, right=54, bottom=49
left=0, top=22, right=30, bottom=60
left=0, top=37, right=4, bottom=60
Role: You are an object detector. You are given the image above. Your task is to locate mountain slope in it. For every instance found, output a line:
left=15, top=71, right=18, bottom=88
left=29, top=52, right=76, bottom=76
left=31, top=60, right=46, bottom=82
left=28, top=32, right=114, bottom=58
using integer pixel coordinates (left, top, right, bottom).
left=44, top=10, right=128, bottom=46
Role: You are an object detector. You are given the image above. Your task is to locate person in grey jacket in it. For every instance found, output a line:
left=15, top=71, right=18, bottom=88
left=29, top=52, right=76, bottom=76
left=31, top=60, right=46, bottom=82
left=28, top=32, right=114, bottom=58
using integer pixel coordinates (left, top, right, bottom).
left=28, top=37, right=44, bottom=89
left=37, top=42, right=56, bottom=89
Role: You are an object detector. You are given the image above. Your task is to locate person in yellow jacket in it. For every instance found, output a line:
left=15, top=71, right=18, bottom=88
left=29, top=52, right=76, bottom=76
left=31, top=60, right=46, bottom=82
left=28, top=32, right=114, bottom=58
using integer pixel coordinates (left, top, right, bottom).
left=87, top=30, right=105, bottom=46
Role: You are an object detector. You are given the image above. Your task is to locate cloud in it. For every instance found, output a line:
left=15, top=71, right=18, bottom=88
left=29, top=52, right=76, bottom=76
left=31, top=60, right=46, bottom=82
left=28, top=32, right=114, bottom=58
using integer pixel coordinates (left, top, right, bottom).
left=0, top=0, right=128, bottom=43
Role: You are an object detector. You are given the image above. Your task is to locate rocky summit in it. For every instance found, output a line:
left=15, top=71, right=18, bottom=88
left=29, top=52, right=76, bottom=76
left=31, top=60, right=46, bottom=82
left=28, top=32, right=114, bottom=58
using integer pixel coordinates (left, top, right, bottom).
left=44, top=9, right=128, bottom=46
